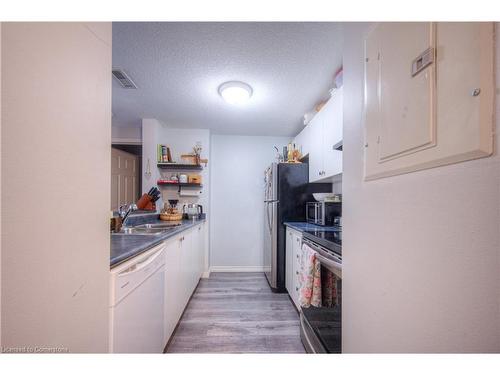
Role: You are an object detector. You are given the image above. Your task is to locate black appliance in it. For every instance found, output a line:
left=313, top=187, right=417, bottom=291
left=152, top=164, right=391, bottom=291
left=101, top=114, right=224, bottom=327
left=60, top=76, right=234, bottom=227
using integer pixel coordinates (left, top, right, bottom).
left=306, top=201, right=342, bottom=226
left=263, top=162, right=330, bottom=292
left=300, top=231, right=342, bottom=353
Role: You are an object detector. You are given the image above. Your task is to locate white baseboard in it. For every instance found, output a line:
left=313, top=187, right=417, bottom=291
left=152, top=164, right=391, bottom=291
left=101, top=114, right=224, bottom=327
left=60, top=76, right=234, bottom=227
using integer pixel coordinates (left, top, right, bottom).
left=209, top=266, right=265, bottom=273
left=201, top=271, right=211, bottom=279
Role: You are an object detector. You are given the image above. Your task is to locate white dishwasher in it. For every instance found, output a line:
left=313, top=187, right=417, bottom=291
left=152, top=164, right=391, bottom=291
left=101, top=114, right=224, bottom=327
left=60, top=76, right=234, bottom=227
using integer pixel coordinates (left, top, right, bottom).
left=109, top=243, right=165, bottom=353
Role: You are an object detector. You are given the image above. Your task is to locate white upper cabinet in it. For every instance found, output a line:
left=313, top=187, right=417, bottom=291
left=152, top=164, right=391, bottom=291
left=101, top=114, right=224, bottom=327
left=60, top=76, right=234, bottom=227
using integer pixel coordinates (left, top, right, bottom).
left=322, top=88, right=343, bottom=179
left=308, top=108, right=325, bottom=182
left=364, top=22, right=495, bottom=180
left=294, top=119, right=312, bottom=157
left=298, top=87, right=343, bottom=183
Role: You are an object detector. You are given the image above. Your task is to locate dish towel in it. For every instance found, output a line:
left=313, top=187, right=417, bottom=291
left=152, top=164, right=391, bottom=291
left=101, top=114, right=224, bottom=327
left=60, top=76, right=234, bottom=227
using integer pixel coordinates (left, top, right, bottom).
left=299, top=243, right=322, bottom=308
left=321, top=268, right=339, bottom=308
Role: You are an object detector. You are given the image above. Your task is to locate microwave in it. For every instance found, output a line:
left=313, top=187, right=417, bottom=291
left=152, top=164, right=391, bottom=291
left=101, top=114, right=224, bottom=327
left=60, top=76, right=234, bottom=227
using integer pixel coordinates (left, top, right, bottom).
left=306, top=201, right=341, bottom=226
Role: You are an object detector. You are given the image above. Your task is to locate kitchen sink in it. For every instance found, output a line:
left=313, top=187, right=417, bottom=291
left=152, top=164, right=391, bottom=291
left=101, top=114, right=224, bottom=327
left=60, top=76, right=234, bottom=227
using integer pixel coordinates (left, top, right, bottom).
left=113, top=222, right=181, bottom=236
left=134, top=223, right=182, bottom=229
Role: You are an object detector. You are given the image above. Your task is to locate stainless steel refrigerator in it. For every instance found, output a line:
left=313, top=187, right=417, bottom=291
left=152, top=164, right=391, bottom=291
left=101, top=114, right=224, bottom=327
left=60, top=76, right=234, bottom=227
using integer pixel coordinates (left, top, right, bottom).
left=263, top=162, right=331, bottom=292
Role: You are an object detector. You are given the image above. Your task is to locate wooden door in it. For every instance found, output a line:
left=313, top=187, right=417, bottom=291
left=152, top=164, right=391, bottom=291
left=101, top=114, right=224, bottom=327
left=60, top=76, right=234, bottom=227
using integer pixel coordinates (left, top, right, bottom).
left=111, top=148, right=140, bottom=210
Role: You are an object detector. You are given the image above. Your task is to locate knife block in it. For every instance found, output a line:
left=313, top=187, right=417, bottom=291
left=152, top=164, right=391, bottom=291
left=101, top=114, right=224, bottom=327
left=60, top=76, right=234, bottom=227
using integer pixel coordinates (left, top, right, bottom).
left=144, top=201, right=156, bottom=211
left=136, top=194, right=156, bottom=211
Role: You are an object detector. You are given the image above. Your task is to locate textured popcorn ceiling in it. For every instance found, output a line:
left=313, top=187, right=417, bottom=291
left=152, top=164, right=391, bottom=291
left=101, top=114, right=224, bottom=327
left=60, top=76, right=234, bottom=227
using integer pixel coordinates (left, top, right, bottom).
left=112, top=22, right=343, bottom=136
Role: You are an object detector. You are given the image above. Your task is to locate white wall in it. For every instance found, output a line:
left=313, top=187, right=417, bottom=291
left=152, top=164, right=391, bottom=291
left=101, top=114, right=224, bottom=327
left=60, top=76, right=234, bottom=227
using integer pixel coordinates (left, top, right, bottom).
left=142, top=119, right=211, bottom=212
left=112, top=125, right=142, bottom=144
left=142, top=118, right=162, bottom=204
left=142, top=120, right=211, bottom=274
left=1, top=23, right=111, bottom=352
left=342, top=23, right=500, bottom=353
left=158, top=126, right=211, bottom=213
left=210, top=135, right=291, bottom=271
left=0, top=22, right=3, bottom=348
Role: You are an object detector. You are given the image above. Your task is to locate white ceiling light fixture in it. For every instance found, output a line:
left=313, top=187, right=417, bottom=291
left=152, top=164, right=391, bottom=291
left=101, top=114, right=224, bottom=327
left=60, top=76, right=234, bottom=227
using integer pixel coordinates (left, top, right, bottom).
left=218, top=81, right=253, bottom=105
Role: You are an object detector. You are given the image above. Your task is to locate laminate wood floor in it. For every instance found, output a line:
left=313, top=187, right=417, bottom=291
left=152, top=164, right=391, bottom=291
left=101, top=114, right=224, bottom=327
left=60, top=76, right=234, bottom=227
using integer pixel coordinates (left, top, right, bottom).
left=165, top=272, right=305, bottom=353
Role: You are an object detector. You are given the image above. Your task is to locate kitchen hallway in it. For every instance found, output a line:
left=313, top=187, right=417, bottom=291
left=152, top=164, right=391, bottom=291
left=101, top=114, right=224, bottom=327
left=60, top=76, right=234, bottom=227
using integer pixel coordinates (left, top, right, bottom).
left=165, top=273, right=305, bottom=353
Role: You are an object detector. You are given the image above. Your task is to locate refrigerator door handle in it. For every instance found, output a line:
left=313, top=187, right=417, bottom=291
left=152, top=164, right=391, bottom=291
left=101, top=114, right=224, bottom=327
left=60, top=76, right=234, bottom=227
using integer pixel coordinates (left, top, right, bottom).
left=266, top=202, right=272, bottom=234
left=265, top=201, right=278, bottom=234
left=269, top=207, right=273, bottom=235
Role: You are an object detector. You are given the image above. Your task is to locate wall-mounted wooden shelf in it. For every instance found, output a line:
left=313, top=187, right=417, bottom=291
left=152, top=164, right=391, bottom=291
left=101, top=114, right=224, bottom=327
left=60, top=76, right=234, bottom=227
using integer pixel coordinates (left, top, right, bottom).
left=157, top=180, right=203, bottom=194
left=157, top=163, right=203, bottom=171
left=157, top=181, right=203, bottom=188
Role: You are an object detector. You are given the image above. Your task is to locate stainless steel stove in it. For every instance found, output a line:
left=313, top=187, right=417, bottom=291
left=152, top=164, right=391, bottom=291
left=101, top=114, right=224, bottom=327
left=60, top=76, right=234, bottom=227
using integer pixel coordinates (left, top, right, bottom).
left=300, top=229, right=342, bottom=353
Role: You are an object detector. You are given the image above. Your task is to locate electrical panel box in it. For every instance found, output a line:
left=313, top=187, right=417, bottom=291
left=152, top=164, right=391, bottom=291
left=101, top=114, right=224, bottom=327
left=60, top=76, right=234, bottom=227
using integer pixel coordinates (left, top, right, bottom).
left=364, top=22, right=494, bottom=180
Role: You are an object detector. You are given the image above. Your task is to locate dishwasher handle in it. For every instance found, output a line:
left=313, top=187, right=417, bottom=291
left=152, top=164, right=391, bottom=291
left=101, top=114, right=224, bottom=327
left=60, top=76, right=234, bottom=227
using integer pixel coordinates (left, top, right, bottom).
left=117, top=247, right=165, bottom=277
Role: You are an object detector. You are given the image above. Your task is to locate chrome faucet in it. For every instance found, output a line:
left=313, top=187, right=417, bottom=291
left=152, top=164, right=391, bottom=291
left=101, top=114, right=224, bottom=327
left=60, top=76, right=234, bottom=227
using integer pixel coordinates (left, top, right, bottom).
left=118, top=203, right=138, bottom=226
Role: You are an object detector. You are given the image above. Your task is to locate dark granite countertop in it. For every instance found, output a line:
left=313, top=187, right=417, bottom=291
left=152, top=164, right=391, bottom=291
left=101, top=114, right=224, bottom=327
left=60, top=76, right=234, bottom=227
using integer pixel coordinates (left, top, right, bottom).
left=110, top=218, right=206, bottom=268
left=285, top=221, right=342, bottom=254
left=284, top=221, right=341, bottom=233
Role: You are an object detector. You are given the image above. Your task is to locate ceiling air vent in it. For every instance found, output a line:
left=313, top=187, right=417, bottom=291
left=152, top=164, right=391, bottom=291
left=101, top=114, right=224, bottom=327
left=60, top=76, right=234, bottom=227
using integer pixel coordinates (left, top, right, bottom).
left=112, top=68, right=138, bottom=89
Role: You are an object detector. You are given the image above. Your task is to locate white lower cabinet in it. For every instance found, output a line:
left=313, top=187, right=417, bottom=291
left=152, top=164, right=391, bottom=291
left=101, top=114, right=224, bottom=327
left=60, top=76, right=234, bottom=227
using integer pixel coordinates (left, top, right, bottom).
left=163, top=237, right=182, bottom=343
left=109, top=244, right=166, bottom=353
left=163, top=223, right=205, bottom=346
left=285, top=226, right=302, bottom=310
left=180, top=228, right=195, bottom=303
left=285, top=228, right=293, bottom=294
left=110, top=223, right=206, bottom=353
left=194, top=223, right=205, bottom=278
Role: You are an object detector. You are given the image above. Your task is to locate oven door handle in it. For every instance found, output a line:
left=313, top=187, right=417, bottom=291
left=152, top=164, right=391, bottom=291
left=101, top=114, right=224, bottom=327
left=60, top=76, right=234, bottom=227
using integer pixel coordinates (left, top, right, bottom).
left=302, top=238, right=342, bottom=273
left=314, top=251, right=342, bottom=273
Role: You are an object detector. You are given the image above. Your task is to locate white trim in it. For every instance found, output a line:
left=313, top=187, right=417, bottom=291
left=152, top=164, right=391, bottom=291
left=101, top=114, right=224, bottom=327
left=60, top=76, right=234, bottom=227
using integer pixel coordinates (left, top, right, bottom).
left=209, top=266, right=265, bottom=273
left=201, top=271, right=211, bottom=278
left=111, top=138, right=142, bottom=145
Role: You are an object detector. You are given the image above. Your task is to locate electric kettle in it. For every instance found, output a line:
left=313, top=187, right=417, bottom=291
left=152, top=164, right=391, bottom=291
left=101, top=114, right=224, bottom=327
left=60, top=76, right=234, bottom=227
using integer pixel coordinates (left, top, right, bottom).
left=183, top=204, right=203, bottom=219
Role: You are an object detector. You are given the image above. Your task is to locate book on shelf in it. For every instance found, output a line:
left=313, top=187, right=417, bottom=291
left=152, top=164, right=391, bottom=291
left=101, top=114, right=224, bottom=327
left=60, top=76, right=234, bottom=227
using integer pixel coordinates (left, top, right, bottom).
left=157, top=144, right=172, bottom=163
